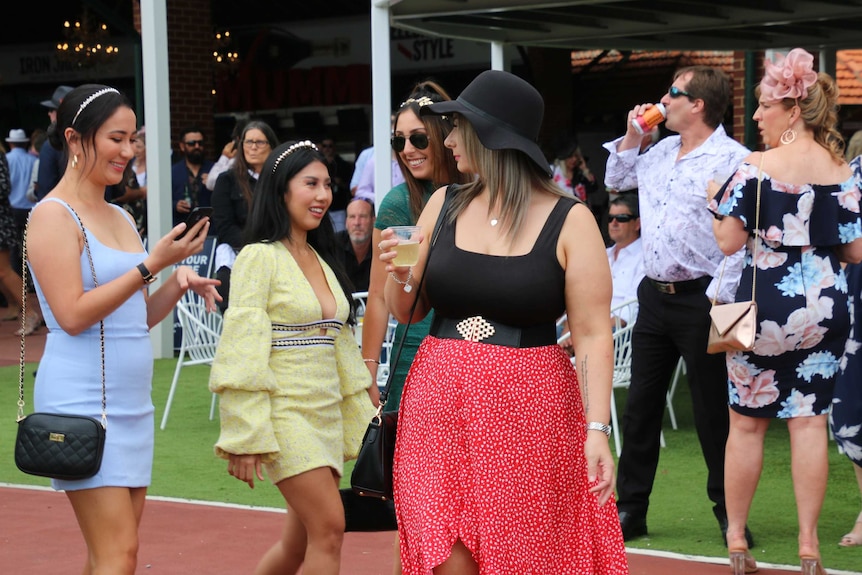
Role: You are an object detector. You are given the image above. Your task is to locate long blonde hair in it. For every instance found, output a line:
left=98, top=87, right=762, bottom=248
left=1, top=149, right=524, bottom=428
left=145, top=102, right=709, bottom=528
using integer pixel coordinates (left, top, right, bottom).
left=448, top=115, right=567, bottom=241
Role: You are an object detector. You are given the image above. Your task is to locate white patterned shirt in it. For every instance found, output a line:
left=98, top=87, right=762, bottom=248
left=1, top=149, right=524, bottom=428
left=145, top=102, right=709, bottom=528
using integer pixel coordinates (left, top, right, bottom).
left=607, top=238, right=645, bottom=324
left=603, top=126, right=749, bottom=302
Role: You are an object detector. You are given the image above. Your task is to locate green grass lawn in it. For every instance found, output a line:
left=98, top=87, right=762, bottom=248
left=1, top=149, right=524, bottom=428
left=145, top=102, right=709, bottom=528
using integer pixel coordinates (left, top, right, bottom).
left=2, top=359, right=861, bottom=572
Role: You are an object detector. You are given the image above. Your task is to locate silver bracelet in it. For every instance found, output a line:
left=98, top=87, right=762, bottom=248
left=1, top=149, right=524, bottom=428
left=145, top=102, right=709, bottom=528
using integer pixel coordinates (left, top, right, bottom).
left=389, top=268, right=413, bottom=293
left=587, top=421, right=612, bottom=437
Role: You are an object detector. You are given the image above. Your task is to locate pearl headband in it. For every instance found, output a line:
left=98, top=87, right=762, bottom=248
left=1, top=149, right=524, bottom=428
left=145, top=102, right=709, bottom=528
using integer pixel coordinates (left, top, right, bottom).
left=400, top=96, right=434, bottom=108
left=271, top=140, right=318, bottom=174
left=72, top=88, right=120, bottom=127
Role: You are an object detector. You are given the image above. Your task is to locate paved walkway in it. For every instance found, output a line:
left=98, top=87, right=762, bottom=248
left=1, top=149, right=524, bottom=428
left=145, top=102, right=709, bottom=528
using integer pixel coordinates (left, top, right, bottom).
left=0, top=311, right=844, bottom=574
left=0, top=484, right=819, bottom=574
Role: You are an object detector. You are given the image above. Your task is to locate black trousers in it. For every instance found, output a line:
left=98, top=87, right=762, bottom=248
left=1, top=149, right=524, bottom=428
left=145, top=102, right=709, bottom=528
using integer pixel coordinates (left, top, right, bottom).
left=615, top=277, right=730, bottom=518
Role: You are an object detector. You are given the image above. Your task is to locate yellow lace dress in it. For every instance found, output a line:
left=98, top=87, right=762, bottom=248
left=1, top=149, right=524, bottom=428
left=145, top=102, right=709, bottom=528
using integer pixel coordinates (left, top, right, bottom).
left=209, top=241, right=375, bottom=483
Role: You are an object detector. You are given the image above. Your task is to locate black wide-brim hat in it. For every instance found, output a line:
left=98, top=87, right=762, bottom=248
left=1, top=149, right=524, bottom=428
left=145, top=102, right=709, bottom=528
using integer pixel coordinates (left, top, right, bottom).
left=421, top=70, right=551, bottom=177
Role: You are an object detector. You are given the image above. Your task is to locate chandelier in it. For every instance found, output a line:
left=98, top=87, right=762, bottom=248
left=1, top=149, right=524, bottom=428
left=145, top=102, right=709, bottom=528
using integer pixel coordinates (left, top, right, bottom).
left=213, top=29, right=239, bottom=69
left=56, top=10, right=119, bottom=68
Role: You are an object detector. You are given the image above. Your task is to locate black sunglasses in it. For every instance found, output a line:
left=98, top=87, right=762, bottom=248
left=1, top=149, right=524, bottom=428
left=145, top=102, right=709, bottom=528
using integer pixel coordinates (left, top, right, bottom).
left=608, top=214, right=636, bottom=223
left=391, top=133, right=429, bottom=152
left=184, top=139, right=204, bottom=147
left=668, top=86, right=694, bottom=99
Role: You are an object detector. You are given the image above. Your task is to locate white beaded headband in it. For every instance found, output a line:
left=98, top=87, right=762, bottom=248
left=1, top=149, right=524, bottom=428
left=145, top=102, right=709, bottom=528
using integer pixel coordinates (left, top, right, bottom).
left=72, top=88, right=120, bottom=126
left=400, top=96, right=434, bottom=108
left=271, top=140, right=318, bottom=174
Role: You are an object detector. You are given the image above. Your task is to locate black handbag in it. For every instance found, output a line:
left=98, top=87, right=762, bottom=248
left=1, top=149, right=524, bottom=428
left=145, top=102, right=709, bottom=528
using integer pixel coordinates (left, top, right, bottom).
left=350, top=187, right=452, bottom=501
left=340, top=487, right=397, bottom=532
left=14, top=207, right=107, bottom=481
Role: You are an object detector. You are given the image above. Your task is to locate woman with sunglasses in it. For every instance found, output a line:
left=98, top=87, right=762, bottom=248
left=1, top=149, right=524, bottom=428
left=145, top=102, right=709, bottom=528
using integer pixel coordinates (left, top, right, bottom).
left=210, top=120, right=279, bottom=311
left=361, top=80, right=468, bottom=574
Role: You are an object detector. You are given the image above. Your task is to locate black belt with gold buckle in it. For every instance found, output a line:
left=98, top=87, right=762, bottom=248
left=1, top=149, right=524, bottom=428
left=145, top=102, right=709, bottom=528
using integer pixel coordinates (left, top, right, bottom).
left=647, top=276, right=711, bottom=295
left=430, top=315, right=557, bottom=348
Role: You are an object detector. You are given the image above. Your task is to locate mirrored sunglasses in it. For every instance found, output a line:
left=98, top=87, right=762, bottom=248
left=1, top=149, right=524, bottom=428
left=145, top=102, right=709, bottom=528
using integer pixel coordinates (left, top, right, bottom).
left=391, top=133, right=429, bottom=152
left=668, top=86, right=694, bottom=99
left=608, top=214, right=636, bottom=223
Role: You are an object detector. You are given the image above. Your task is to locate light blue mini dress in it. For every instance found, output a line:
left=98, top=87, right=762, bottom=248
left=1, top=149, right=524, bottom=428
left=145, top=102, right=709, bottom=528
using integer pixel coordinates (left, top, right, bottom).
left=31, top=198, right=152, bottom=491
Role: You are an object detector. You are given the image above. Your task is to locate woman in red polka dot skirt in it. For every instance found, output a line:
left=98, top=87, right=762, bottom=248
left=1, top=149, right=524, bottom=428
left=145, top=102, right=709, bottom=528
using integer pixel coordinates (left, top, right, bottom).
left=380, top=70, right=628, bottom=575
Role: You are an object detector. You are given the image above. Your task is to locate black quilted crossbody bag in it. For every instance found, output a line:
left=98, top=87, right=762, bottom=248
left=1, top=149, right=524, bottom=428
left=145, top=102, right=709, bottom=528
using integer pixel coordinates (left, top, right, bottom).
left=14, top=207, right=107, bottom=480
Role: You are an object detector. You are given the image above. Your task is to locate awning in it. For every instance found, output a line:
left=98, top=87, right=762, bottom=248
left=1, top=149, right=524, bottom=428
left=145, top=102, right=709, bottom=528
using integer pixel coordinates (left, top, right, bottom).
left=390, top=0, right=862, bottom=51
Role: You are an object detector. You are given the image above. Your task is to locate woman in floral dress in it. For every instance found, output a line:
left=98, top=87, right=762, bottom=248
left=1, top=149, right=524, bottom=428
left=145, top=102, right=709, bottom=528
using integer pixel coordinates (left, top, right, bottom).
left=709, top=49, right=862, bottom=575
left=831, top=155, right=862, bottom=548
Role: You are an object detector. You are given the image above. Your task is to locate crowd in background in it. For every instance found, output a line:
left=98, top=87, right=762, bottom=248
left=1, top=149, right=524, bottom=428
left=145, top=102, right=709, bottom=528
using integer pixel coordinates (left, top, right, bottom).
left=9, top=49, right=862, bottom=575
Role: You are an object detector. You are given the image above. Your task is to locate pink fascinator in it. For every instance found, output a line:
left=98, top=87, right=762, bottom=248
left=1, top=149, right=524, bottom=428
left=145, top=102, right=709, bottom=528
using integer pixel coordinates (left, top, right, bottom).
left=760, top=48, right=818, bottom=103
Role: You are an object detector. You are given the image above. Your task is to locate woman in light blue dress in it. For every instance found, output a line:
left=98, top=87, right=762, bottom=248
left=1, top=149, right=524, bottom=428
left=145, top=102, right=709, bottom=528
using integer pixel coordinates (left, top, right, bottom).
left=26, top=84, right=220, bottom=574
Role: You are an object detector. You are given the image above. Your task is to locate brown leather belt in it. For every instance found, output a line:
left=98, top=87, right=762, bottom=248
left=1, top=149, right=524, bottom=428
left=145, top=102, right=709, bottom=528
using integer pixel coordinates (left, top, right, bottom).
left=647, top=276, right=711, bottom=295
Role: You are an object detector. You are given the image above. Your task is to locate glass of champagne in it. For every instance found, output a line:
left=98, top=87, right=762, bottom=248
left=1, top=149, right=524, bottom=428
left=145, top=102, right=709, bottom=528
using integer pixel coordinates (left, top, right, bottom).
left=389, top=226, right=422, bottom=267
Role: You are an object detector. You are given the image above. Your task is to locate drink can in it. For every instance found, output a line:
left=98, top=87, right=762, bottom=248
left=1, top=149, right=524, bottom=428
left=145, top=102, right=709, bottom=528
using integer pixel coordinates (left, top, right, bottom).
left=631, top=103, right=666, bottom=135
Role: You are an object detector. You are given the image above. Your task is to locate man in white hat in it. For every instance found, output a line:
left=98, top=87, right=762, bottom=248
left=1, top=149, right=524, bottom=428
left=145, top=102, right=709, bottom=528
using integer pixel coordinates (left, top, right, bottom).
left=5, top=129, right=38, bottom=301
left=35, top=85, right=74, bottom=201
left=6, top=129, right=36, bottom=214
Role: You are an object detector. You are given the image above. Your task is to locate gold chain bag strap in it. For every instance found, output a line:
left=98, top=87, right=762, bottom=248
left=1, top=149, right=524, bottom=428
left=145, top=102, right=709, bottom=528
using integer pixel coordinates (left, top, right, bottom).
left=14, top=205, right=107, bottom=480
left=707, top=155, right=763, bottom=354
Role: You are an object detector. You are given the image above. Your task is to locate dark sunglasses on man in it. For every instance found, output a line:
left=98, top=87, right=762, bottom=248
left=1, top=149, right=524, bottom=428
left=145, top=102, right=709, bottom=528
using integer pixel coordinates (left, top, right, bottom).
left=184, top=139, right=204, bottom=147
left=608, top=214, right=636, bottom=223
left=391, top=133, right=429, bottom=152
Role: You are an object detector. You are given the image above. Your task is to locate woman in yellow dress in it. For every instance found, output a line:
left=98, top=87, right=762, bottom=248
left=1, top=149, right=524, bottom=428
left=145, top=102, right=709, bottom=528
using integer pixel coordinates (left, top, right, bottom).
left=210, top=140, right=376, bottom=575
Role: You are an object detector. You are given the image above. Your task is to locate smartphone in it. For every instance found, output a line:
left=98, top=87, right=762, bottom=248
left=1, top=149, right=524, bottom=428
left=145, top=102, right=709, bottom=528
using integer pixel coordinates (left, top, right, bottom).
left=175, top=206, right=213, bottom=240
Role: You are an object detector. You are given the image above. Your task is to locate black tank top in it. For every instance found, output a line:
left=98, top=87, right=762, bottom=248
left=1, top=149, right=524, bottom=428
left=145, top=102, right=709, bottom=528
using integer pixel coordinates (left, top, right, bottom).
left=425, top=195, right=576, bottom=327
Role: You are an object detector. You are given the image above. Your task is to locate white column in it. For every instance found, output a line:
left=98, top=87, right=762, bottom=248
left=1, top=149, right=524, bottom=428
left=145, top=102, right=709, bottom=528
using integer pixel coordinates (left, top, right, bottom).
left=371, top=0, right=394, bottom=211
left=491, top=41, right=505, bottom=71
left=140, top=0, right=173, bottom=359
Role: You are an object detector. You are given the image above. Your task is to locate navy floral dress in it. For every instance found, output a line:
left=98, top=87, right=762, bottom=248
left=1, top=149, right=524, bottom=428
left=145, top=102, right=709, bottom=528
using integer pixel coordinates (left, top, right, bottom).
left=710, top=160, right=862, bottom=419
left=831, top=156, right=862, bottom=464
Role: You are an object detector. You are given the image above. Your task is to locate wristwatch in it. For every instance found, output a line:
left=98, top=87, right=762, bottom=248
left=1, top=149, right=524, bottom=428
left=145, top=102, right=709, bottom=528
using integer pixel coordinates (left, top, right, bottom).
left=587, top=421, right=612, bottom=437
left=136, top=262, right=156, bottom=284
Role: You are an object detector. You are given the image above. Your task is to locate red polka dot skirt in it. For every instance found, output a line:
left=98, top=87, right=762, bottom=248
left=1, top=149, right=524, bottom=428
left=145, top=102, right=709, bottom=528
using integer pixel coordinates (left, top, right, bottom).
left=393, top=336, right=628, bottom=574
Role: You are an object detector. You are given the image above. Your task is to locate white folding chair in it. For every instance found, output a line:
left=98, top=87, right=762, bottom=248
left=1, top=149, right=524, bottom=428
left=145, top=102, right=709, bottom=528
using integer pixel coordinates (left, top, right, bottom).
left=351, top=291, right=397, bottom=388
left=607, top=298, right=670, bottom=456
left=160, top=291, right=223, bottom=430
left=376, top=316, right=398, bottom=388
left=606, top=299, right=640, bottom=456
left=666, top=358, right=685, bottom=430
left=351, top=291, right=368, bottom=347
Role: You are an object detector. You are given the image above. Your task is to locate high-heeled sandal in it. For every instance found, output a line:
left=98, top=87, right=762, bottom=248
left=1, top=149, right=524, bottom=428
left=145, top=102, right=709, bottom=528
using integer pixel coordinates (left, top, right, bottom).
left=729, top=549, right=758, bottom=574
left=839, top=512, right=862, bottom=547
left=14, top=313, right=42, bottom=337
left=800, top=556, right=827, bottom=575
left=2, top=305, right=20, bottom=321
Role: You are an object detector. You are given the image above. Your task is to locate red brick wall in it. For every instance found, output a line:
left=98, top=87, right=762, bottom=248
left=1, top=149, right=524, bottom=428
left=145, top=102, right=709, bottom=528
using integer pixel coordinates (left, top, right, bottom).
left=731, top=51, right=765, bottom=149
left=731, top=51, right=747, bottom=144
left=166, top=0, right=215, bottom=156
left=132, top=0, right=216, bottom=157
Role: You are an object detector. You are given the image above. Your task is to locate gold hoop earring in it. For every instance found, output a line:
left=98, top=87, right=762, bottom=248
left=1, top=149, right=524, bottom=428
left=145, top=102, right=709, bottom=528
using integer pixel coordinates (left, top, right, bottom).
left=780, top=129, right=797, bottom=146
left=71, top=154, right=79, bottom=169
